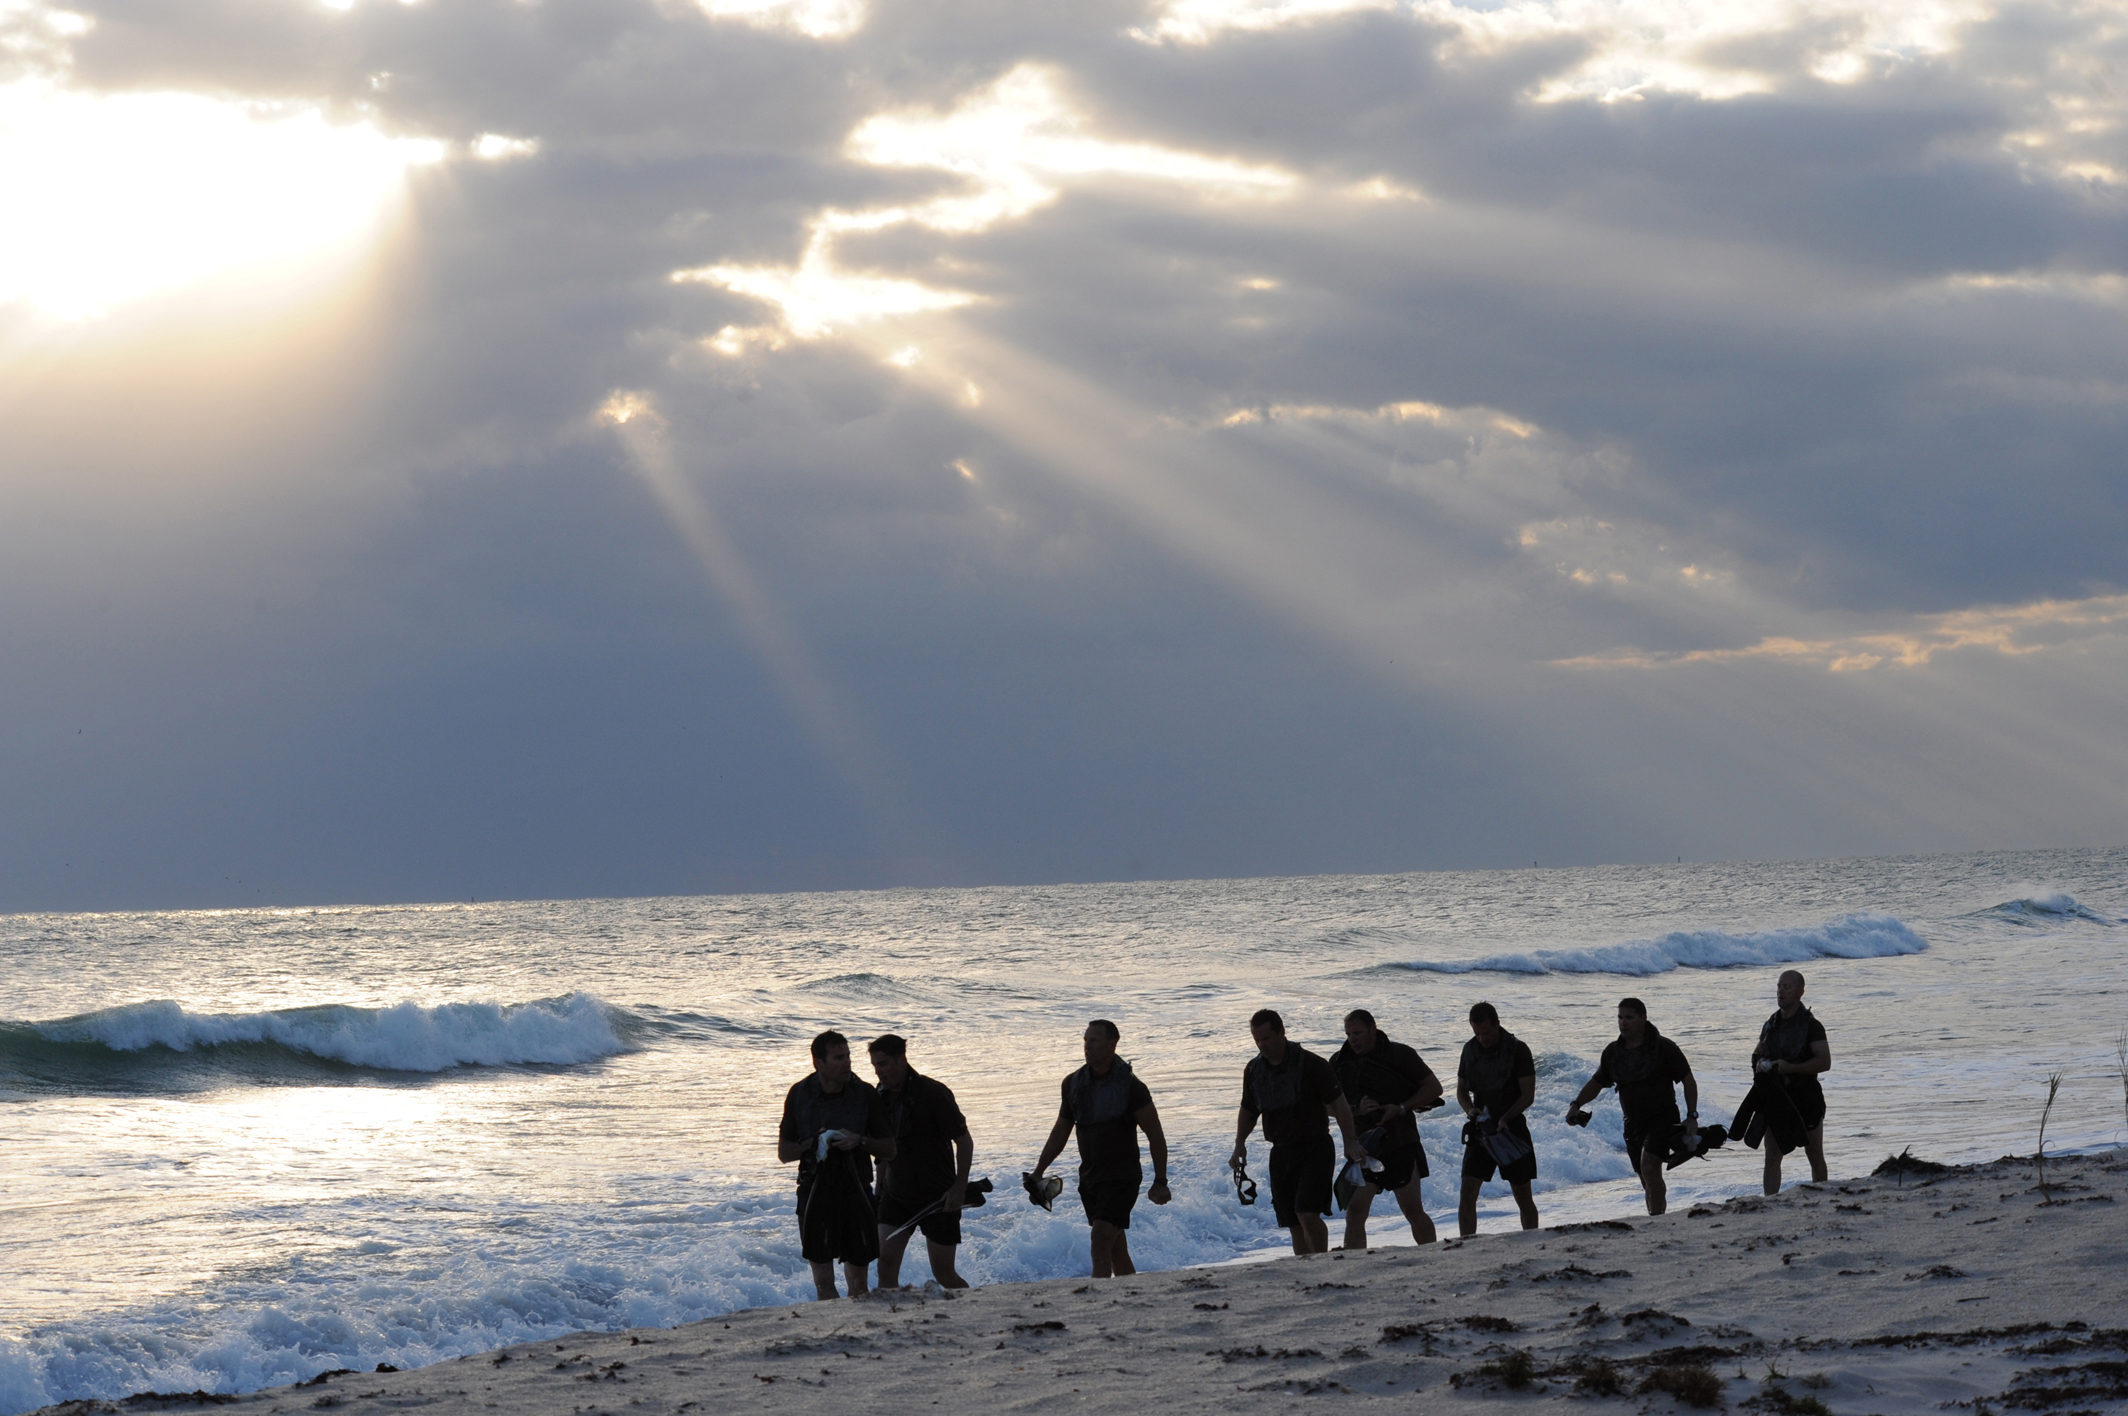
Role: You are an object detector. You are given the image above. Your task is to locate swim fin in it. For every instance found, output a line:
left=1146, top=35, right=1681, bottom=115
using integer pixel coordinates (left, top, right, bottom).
left=1022, top=1171, right=1063, bottom=1211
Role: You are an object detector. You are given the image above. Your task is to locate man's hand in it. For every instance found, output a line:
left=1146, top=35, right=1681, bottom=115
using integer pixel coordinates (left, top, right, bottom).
left=1347, top=1141, right=1371, bottom=1168
left=1353, top=1096, right=1384, bottom=1122
left=1229, top=1143, right=1247, bottom=1171
left=945, top=1178, right=967, bottom=1210
left=1756, top=1058, right=1778, bottom=1075
left=1148, top=1179, right=1171, bottom=1205
left=828, top=1129, right=862, bottom=1150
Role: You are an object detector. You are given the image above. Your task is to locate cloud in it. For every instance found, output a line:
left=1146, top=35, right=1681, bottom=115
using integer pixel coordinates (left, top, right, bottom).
left=1557, top=591, right=2128, bottom=671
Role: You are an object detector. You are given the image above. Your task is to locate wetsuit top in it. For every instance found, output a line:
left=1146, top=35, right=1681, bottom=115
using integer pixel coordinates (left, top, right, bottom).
left=1591, top=1023, right=1691, bottom=1125
left=1753, top=1005, right=1826, bottom=1068
left=877, top=1069, right=967, bottom=1206
left=1241, top=1043, right=1343, bottom=1148
left=1329, top=1032, right=1437, bottom=1151
left=1457, top=1030, right=1537, bottom=1120
left=779, top=1073, right=890, bottom=1187
left=1062, top=1059, right=1152, bottom=1176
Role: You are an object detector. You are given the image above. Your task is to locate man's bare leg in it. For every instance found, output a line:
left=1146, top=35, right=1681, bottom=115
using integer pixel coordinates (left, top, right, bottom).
left=842, top=1260, right=870, bottom=1298
left=1763, top=1140, right=1785, bottom=1195
left=875, top=1226, right=912, bottom=1288
left=1802, top=1127, right=1828, bottom=1182
left=1638, top=1148, right=1668, bottom=1215
left=1342, top=1186, right=1378, bottom=1250
left=1291, top=1213, right=1330, bottom=1255
left=1392, top=1178, right=1437, bottom=1244
left=1457, top=1174, right=1483, bottom=1237
left=808, top=1260, right=839, bottom=1300
left=1090, top=1220, right=1131, bottom=1278
left=924, top=1237, right=968, bottom=1288
left=1510, top=1179, right=1539, bottom=1229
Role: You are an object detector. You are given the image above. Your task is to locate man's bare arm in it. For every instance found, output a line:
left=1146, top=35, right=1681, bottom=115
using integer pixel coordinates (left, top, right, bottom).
left=1029, top=1109, right=1075, bottom=1179
left=1456, top=1077, right=1478, bottom=1118
left=1502, top=1074, right=1536, bottom=1121
left=778, top=1135, right=806, bottom=1163
left=1135, top=1102, right=1171, bottom=1200
left=1231, top=1106, right=1260, bottom=1160
left=1778, top=1040, right=1832, bottom=1077
left=1680, top=1062, right=1700, bottom=1119
left=1329, top=1092, right=1368, bottom=1161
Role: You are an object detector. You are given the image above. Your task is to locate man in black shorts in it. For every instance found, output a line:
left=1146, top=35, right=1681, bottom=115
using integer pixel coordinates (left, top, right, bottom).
left=1753, top=969, right=1831, bottom=1193
left=1564, top=997, right=1700, bottom=1215
left=1231, top=1009, right=1369, bottom=1255
left=776, top=1029, right=896, bottom=1300
left=1028, top=1019, right=1171, bottom=1278
left=868, top=1034, right=973, bottom=1290
left=1456, top=1001, right=1540, bottom=1235
left=1330, top=1008, right=1441, bottom=1249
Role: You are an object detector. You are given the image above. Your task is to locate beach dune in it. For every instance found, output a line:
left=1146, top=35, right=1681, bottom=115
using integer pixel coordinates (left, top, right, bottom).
left=38, top=1153, right=2127, bottom=1416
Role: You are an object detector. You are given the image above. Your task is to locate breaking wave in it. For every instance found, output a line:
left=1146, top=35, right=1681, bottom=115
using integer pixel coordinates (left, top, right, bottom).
left=1, top=993, right=631, bottom=1092
left=1388, top=912, right=1928, bottom=977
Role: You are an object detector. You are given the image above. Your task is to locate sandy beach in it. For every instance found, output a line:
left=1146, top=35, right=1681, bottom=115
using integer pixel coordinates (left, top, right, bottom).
left=38, top=1150, right=2127, bottom=1416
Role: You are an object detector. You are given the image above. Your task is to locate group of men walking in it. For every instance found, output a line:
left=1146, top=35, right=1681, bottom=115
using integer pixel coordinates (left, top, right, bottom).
left=776, top=970, right=1833, bottom=1299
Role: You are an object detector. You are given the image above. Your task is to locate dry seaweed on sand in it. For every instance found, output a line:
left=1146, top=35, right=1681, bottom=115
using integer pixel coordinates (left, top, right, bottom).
left=1639, top=1364, right=1726, bottom=1407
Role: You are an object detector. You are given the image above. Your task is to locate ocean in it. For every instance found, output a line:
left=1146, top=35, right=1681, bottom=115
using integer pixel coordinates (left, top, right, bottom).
left=3, top=846, right=2123, bottom=1413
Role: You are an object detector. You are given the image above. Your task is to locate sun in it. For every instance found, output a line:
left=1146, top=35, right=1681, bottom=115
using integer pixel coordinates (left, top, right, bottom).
left=0, top=79, right=444, bottom=322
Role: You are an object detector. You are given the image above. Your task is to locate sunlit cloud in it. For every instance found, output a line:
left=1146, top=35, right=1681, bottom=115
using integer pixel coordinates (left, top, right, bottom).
left=0, top=79, right=441, bottom=320
left=470, top=132, right=538, bottom=160
left=1135, top=0, right=1989, bottom=103
left=1557, top=592, right=2128, bottom=672
left=675, top=65, right=1295, bottom=338
left=697, top=0, right=864, bottom=39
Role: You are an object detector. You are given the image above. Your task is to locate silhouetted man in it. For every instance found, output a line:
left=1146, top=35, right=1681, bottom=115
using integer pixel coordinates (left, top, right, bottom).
left=1565, top=998, right=1699, bottom=1215
left=1232, top=1009, right=1368, bottom=1255
left=1029, top=1020, right=1171, bottom=1277
left=869, top=1033, right=973, bottom=1289
left=1456, top=1001, right=1539, bottom=1235
left=777, top=1029, right=895, bottom=1299
left=1330, top=1008, right=1441, bottom=1249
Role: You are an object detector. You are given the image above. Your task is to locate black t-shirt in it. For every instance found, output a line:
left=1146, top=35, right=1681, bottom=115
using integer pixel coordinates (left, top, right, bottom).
left=1592, top=1025, right=1691, bottom=1125
left=877, top=1069, right=967, bottom=1205
left=1754, top=1005, right=1828, bottom=1098
left=1458, top=1031, right=1537, bottom=1119
left=1329, top=1032, right=1437, bottom=1150
left=779, top=1073, right=891, bottom=1187
left=1241, top=1043, right=1343, bottom=1148
left=1062, top=1060, right=1153, bottom=1177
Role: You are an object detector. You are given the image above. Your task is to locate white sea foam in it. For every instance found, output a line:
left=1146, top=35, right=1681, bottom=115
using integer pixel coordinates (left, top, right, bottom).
left=35, top=993, right=629, bottom=1072
left=1392, top=912, right=1928, bottom=977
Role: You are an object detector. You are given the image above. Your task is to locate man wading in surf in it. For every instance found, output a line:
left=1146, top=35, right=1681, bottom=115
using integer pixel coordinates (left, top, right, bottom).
left=1028, top=1020, right=1171, bottom=1278
left=777, top=1030, right=896, bottom=1300
left=1749, top=969, right=1831, bottom=1193
left=1564, top=998, right=1700, bottom=1215
left=1456, top=1001, right=1540, bottom=1235
left=1232, top=1009, right=1370, bottom=1256
left=868, top=1033, right=973, bottom=1290
left=1329, top=1008, right=1442, bottom=1249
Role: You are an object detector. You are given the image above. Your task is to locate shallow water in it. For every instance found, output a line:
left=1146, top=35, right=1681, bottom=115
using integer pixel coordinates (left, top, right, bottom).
left=2, top=846, right=2123, bottom=1412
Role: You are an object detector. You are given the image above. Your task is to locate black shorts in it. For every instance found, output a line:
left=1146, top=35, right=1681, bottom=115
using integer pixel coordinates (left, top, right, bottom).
left=876, top=1188, right=962, bottom=1247
left=1365, top=1142, right=1429, bottom=1192
left=1268, top=1134, right=1337, bottom=1227
left=1790, top=1079, right=1827, bottom=1133
left=1460, top=1118, right=1538, bottom=1184
left=797, top=1167, right=880, bottom=1265
left=1079, top=1168, right=1141, bottom=1229
left=1624, top=1115, right=1684, bottom=1173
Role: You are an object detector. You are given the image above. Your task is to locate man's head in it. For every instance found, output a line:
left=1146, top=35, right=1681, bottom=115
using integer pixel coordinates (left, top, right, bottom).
left=1777, top=970, right=1806, bottom=1011
left=1084, top=1018, right=1120, bottom=1071
left=811, top=1029, right=851, bottom=1085
left=1617, top=997, right=1647, bottom=1042
left=867, top=1033, right=909, bottom=1089
left=1250, top=1008, right=1287, bottom=1060
left=1343, top=1008, right=1379, bottom=1055
left=1468, top=1001, right=1501, bottom=1048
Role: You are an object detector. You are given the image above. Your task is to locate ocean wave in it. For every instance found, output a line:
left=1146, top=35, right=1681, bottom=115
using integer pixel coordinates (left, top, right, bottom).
left=1986, top=892, right=2113, bottom=924
left=2, top=993, right=631, bottom=1087
left=1388, top=912, right=1928, bottom=977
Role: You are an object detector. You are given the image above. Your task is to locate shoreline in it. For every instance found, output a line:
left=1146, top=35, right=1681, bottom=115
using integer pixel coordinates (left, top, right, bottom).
left=35, top=1150, right=2127, bottom=1416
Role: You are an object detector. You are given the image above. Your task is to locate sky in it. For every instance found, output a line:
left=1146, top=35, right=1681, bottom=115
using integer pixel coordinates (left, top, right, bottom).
left=2, top=0, right=2125, bottom=911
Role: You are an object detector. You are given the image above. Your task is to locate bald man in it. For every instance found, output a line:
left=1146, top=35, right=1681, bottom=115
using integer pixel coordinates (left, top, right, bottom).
left=1752, top=970, right=1831, bottom=1193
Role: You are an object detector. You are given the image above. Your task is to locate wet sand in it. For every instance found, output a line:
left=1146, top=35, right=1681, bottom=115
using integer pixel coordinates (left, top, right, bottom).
left=38, top=1152, right=2128, bottom=1416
